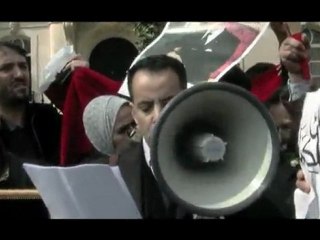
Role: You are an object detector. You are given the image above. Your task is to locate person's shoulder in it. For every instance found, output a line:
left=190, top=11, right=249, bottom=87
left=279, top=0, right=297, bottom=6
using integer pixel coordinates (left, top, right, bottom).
left=29, top=102, right=60, bottom=116
left=120, top=140, right=143, bottom=156
left=28, top=103, right=62, bottom=125
left=118, top=140, right=144, bottom=167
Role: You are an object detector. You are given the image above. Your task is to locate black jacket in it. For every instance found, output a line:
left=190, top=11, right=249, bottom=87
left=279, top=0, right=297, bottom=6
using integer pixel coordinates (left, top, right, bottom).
left=118, top=140, right=192, bottom=219
left=0, top=103, right=62, bottom=188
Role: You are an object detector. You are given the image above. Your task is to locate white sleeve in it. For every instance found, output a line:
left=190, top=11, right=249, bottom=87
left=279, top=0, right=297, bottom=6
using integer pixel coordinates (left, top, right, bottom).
left=287, top=73, right=310, bottom=102
left=294, top=188, right=315, bottom=219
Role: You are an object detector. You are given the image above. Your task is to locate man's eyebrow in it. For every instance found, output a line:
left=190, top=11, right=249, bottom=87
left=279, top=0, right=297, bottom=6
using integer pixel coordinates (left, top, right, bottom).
left=137, top=100, right=153, bottom=106
left=0, top=62, right=13, bottom=67
left=0, top=61, right=27, bottom=67
left=160, top=96, right=174, bottom=102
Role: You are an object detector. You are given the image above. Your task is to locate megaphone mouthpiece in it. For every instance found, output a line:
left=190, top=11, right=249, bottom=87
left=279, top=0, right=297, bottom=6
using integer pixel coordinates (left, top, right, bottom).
left=193, top=133, right=227, bottom=163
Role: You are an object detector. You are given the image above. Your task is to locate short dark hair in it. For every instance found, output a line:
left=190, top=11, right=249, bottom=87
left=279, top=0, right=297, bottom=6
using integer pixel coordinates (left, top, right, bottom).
left=245, top=62, right=276, bottom=81
left=220, top=66, right=252, bottom=91
left=264, top=86, right=290, bottom=109
left=127, top=55, right=187, bottom=99
left=0, top=41, right=28, bottom=60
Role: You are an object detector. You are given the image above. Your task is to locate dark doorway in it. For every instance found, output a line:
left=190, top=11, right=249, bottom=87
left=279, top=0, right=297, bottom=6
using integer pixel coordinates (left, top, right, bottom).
left=89, top=38, right=138, bottom=82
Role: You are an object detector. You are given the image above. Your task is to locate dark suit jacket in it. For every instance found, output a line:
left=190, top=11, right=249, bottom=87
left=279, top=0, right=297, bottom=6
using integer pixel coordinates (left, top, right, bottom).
left=0, top=103, right=61, bottom=218
left=0, top=103, right=61, bottom=189
left=118, top=140, right=192, bottom=219
left=228, top=153, right=296, bottom=219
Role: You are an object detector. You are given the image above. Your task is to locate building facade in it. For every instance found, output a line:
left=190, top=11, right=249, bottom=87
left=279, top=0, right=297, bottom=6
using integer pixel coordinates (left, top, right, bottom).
left=0, top=22, right=140, bottom=102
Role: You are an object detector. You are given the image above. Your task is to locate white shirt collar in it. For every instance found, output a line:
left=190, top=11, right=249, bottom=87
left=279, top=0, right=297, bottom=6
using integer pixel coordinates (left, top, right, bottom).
left=142, top=138, right=155, bottom=176
left=142, top=138, right=151, bottom=169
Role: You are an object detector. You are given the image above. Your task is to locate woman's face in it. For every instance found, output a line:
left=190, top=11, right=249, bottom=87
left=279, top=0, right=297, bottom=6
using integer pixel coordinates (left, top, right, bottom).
left=112, top=104, right=135, bottom=153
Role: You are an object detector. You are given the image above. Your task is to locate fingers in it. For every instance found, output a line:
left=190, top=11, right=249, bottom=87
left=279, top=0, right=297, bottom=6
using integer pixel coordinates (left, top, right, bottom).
left=63, top=55, right=87, bottom=70
left=297, top=169, right=305, bottom=180
left=296, top=178, right=311, bottom=193
left=64, top=61, right=72, bottom=70
left=65, top=59, right=89, bottom=71
left=296, top=170, right=311, bottom=194
left=71, top=54, right=85, bottom=61
left=281, top=37, right=306, bottom=52
left=284, top=48, right=306, bottom=62
left=270, top=22, right=291, bottom=38
left=279, top=35, right=310, bottom=74
left=281, top=59, right=302, bottom=74
left=301, top=33, right=310, bottom=49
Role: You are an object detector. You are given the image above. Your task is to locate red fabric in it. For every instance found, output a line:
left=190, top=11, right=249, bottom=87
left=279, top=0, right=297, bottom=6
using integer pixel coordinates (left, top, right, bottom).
left=250, top=32, right=310, bottom=102
left=45, top=67, right=122, bottom=166
left=250, top=64, right=283, bottom=102
left=291, top=32, right=310, bottom=80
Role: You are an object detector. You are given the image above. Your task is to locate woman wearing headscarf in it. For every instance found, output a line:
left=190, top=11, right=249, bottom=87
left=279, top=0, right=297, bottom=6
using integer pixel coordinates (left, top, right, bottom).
left=83, top=95, right=136, bottom=165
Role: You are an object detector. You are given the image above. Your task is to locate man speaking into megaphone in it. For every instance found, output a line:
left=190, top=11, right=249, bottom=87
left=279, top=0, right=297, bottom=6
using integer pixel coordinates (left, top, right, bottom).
left=117, top=53, right=279, bottom=219
left=118, top=54, right=190, bottom=218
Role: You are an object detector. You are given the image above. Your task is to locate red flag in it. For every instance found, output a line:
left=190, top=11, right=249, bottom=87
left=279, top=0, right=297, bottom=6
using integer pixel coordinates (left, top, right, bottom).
left=250, top=64, right=283, bottom=102
left=46, top=67, right=122, bottom=166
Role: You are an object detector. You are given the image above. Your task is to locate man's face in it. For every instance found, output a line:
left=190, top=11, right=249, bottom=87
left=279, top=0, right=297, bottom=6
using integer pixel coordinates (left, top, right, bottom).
left=0, top=47, right=30, bottom=105
left=269, top=102, right=295, bottom=151
left=131, top=68, right=183, bottom=146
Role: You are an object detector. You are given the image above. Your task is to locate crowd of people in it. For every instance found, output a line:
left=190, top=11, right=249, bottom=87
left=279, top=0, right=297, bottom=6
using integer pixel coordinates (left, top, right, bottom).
left=0, top=22, right=318, bottom=219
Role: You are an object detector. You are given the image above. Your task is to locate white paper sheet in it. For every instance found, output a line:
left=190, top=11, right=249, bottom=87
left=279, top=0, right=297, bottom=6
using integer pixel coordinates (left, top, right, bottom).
left=23, top=163, right=141, bottom=219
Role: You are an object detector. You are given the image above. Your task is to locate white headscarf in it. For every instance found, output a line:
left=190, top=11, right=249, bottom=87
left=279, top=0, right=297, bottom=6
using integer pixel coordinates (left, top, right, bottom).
left=83, top=95, right=129, bottom=156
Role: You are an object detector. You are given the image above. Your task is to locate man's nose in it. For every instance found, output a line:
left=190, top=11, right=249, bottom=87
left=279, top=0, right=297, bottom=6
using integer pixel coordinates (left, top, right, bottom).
left=279, top=120, right=292, bottom=141
left=13, top=66, right=24, bottom=78
left=282, top=118, right=292, bottom=127
left=152, top=106, right=162, bottom=123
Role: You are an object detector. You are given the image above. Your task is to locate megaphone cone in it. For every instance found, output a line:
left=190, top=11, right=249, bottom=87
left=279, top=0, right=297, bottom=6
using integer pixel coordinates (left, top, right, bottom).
left=151, top=82, right=280, bottom=217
